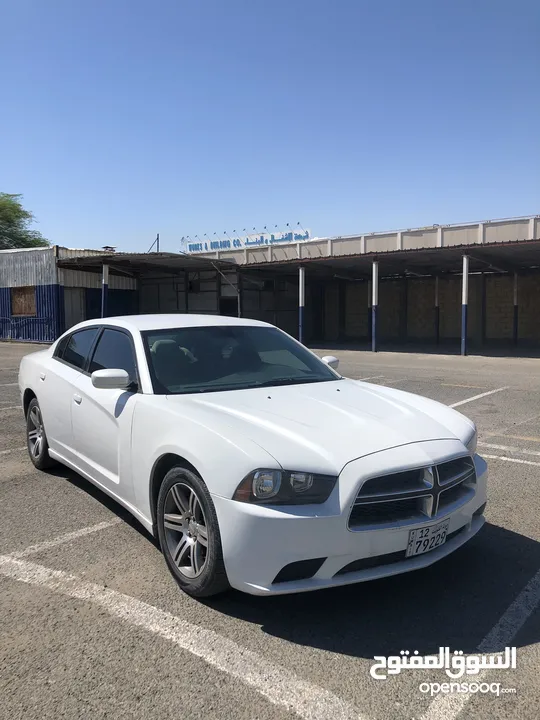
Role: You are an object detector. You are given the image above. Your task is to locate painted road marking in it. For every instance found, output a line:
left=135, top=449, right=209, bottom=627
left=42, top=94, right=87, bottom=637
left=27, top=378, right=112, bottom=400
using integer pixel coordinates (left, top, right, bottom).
left=485, top=414, right=540, bottom=439
left=449, top=387, right=509, bottom=408
left=481, top=453, right=540, bottom=467
left=441, top=383, right=485, bottom=389
left=0, top=406, right=22, bottom=412
left=503, top=434, right=540, bottom=444
left=0, top=382, right=18, bottom=387
left=358, top=375, right=385, bottom=381
left=7, top=519, right=123, bottom=559
left=479, top=442, right=540, bottom=458
left=0, top=555, right=364, bottom=720
left=422, top=568, right=540, bottom=720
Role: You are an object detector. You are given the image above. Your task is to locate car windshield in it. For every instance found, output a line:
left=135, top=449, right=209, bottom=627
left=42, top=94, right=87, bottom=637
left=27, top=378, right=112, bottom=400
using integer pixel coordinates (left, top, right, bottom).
left=142, top=325, right=340, bottom=395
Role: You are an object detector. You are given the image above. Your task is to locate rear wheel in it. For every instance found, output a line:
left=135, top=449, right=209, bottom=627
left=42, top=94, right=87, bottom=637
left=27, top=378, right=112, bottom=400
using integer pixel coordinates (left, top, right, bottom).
left=157, top=466, right=229, bottom=598
left=26, top=398, right=56, bottom=470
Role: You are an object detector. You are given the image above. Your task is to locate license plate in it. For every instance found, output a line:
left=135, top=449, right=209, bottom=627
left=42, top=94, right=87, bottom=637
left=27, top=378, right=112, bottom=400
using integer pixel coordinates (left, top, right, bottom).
left=406, top=520, right=450, bottom=557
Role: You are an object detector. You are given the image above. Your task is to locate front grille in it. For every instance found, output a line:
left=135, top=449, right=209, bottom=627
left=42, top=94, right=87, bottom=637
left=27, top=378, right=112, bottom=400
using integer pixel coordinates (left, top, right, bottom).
left=357, top=468, right=432, bottom=498
left=349, top=456, right=476, bottom=530
left=349, top=497, right=422, bottom=525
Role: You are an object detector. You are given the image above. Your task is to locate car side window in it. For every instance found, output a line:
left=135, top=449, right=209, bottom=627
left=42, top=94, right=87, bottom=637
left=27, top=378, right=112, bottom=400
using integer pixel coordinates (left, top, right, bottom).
left=53, top=334, right=70, bottom=359
left=58, top=328, right=99, bottom=370
left=88, top=329, right=137, bottom=383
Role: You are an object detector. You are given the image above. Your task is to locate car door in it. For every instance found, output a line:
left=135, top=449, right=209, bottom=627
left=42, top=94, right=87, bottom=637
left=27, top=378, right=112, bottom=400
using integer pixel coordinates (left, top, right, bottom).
left=70, top=327, right=139, bottom=504
left=40, top=327, right=100, bottom=463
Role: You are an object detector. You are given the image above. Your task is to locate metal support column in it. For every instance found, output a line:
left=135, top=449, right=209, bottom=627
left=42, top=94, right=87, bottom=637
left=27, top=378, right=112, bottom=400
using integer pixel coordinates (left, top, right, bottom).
left=101, top=264, right=109, bottom=318
left=513, top=272, right=519, bottom=346
left=298, top=266, right=305, bottom=343
left=372, top=261, right=379, bottom=352
left=367, top=280, right=372, bottom=344
left=237, top=272, right=242, bottom=318
left=434, top=276, right=440, bottom=345
left=461, top=255, right=469, bottom=356
left=480, top=273, right=486, bottom=347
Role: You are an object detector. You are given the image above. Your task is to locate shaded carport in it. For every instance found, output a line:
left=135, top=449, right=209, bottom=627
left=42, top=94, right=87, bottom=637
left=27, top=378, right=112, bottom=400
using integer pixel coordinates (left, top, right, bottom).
left=56, top=251, right=241, bottom=320
left=241, top=240, right=540, bottom=355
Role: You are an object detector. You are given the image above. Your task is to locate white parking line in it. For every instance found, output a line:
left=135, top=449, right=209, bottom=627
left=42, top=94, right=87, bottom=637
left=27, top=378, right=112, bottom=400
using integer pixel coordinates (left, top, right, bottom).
left=481, top=453, right=540, bottom=467
left=358, top=375, right=384, bottom=381
left=7, top=520, right=123, bottom=558
left=479, top=442, right=540, bottom=458
left=422, top=568, right=540, bottom=720
left=0, top=555, right=364, bottom=720
left=441, top=383, right=485, bottom=389
left=0, top=382, right=18, bottom=386
left=449, top=387, right=509, bottom=408
left=0, top=406, right=22, bottom=412
left=504, top=434, right=540, bottom=444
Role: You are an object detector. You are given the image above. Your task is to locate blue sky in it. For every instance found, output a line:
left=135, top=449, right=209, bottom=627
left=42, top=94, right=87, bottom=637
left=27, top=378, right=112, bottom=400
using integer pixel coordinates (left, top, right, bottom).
left=1, top=0, right=539, bottom=252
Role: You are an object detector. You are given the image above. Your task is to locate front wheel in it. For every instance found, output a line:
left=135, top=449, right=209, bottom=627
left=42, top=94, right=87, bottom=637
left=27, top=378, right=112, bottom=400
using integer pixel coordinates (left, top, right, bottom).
left=157, top=466, right=230, bottom=598
left=26, top=398, right=56, bottom=470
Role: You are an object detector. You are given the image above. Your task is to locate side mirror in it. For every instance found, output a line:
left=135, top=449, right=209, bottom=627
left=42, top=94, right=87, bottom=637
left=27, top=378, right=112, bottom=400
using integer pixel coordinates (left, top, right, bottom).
left=321, top=355, right=339, bottom=370
left=91, top=368, right=132, bottom=390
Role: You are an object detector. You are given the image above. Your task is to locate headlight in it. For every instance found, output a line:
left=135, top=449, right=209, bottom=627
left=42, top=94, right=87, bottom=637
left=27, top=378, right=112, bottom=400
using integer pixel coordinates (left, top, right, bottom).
left=233, top=469, right=337, bottom=505
left=465, top=427, right=477, bottom=455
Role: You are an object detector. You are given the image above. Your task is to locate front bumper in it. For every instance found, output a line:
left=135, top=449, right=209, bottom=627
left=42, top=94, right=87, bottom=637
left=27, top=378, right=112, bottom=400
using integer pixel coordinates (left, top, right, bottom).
left=213, top=441, right=488, bottom=595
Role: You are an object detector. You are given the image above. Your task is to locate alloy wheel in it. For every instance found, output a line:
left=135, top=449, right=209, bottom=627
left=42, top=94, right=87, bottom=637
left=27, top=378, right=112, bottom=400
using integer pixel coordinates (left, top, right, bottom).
left=163, top=482, right=209, bottom=578
left=28, top=405, right=44, bottom=460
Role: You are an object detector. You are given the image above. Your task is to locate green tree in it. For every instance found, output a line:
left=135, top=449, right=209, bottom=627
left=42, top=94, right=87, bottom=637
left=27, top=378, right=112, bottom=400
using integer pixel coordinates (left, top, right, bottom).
left=0, top=193, right=49, bottom=250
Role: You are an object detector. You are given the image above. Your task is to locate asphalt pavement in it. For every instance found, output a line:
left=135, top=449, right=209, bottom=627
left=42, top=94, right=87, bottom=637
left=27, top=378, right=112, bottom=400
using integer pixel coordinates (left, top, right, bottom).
left=1, top=341, right=540, bottom=720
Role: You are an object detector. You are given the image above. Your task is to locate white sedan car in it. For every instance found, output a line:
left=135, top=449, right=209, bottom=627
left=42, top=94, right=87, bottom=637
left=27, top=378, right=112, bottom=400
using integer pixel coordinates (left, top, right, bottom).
left=19, top=314, right=487, bottom=597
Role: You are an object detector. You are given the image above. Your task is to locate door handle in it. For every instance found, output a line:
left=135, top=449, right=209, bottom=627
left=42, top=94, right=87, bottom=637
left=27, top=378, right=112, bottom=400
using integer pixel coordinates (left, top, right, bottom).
left=73, top=394, right=82, bottom=405
left=39, top=373, right=46, bottom=381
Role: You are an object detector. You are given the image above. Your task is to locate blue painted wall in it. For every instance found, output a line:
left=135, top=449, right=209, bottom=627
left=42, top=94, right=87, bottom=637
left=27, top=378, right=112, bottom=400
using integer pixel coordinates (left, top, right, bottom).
left=0, top=285, right=137, bottom=343
left=0, top=284, right=64, bottom=343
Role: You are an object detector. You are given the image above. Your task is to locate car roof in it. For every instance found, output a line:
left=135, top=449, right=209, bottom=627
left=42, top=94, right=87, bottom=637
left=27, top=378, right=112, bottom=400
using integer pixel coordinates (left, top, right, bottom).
left=68, top=314, right=273, bottom=333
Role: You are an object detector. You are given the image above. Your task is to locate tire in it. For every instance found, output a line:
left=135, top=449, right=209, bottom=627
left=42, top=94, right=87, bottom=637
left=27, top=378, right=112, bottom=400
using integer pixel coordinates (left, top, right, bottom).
left=26, top=397, right=56, bottom=470
left=157, top=466, right=230, bottom=598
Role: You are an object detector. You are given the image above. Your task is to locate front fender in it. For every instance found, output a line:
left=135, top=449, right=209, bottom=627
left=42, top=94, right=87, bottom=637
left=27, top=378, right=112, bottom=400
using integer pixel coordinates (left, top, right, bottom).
left=130, top=396, right=279, bottom=525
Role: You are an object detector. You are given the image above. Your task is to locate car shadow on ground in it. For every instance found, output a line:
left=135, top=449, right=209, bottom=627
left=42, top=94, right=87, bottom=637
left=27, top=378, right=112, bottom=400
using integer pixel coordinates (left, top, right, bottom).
left=46, top=465, right=159, bottom=549
left=45, top=464, right=540, bottom=660
left=205, top=523, right=540, bottom=659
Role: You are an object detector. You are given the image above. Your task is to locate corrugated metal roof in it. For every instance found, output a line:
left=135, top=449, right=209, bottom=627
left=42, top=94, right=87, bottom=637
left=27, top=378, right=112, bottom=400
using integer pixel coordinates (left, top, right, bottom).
left=0, top=247, right=57, bottom=287
left=57, top=246, right=117, bottom=259
left=56, top=251, right=238, bottom=275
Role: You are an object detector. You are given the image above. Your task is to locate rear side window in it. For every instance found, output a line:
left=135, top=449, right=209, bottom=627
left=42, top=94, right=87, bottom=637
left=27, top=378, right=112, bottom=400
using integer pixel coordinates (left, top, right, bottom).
left=58, top=328, right=99, bottom=370
left=88, top=329, right=137, bottom=382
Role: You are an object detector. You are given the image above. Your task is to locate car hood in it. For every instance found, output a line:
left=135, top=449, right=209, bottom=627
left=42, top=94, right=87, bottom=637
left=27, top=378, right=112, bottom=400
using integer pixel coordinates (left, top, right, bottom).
left=166, top=378, right=474, bottom=474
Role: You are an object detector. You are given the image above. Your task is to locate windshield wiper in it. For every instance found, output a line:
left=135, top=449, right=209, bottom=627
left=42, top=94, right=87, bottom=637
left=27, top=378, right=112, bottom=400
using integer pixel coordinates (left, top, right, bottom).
left=175, top=381, right=260, bottom=394
left=254, top=376, right=336, bottom=388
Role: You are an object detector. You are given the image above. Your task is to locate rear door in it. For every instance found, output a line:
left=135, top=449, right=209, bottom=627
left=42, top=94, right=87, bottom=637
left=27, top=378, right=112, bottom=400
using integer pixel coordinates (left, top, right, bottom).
left=40, top=327, right=100, bottom=462
left=71, top=327, right=139, bottom=504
